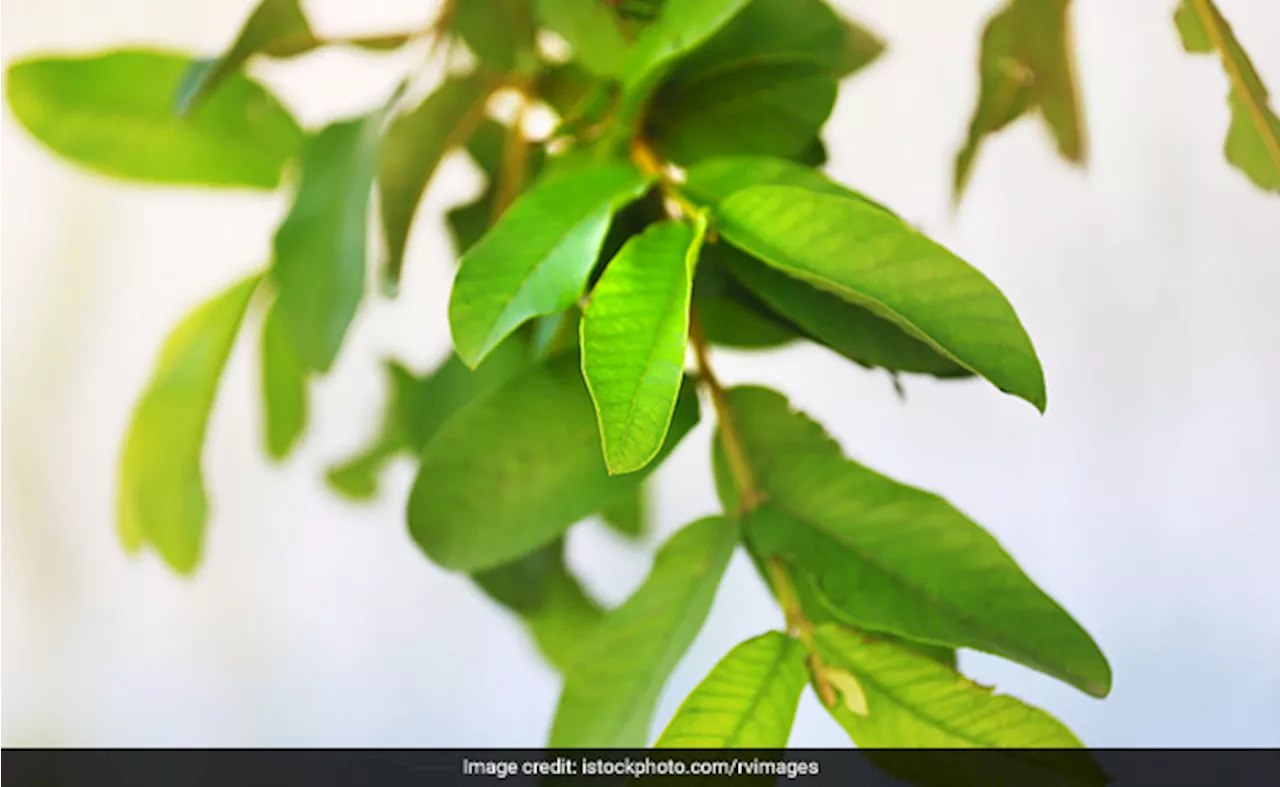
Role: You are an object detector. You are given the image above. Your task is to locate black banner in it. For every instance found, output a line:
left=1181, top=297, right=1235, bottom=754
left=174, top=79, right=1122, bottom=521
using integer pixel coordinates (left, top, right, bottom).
left=3, top=748, right=1277, bottom=787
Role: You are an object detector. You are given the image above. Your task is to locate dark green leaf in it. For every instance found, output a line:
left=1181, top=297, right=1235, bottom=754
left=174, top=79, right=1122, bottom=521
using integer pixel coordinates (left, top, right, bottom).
left=407, top=354, right=699, bottom=572
left=600, top=484, right=648, bottom=540
left=715, top=387, right=1110, bottom=697
left=4, top=50, right=302, bottom=188
left=682, top=154, right=887, bottom=211
left=582, top=218, right=705, bottom=474
left=648, top=57, right=837, bottom=165
left=654, top=631, right=807, bottom=748
left=549, top=516, right=738, bottom=747
left=1175, top=0, right=1280, bottom=193
left=693, top=248, right=798, bottom=350
left=448, top=163, right=651, bottom=368
left=118, top=274, right=261, bottom=574
left=716, top=186, right=1045, bottom=410
left=174, top=0, right=312, bottom=113
left=533, top=0, right=632, bottom=78
left=534, top=61, right=596, bottom=118
left=955, top=0, right=1085, bottom=202
left=380, top=73, right=497, bottom=287
left=261, top=301, right=309, bottom=460
left=454, top=0, right=537, bottom=75
left=272, top=111, right=383, bottom=373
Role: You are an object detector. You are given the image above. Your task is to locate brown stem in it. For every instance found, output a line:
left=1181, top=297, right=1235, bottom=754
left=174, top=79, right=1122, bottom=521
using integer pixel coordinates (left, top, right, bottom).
left=689, top=313, right=763, bottom=516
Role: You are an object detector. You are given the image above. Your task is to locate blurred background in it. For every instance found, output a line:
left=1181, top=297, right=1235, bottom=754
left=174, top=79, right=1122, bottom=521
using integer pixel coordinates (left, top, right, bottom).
left=3, top=0, right=1279, bottom=747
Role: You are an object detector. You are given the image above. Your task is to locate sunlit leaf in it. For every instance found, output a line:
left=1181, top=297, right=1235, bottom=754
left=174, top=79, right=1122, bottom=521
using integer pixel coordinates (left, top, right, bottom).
left=655, top=631, right=807, bottom=748
left=550, top=516, right=738, bottom=747
left=5, top=50, right=302, bottom=188
left=118, top=274, right=261, bottom=574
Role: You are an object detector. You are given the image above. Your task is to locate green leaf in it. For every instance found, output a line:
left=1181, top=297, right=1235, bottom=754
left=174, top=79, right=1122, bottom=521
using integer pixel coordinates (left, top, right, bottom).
left=261, top=302, right=308, bottom=460
left=709, top=242, right=969, bottom=377
left=326, top=441, right=399, bottom=501
left=380, top=73, right=497, bottom=288
left=682, top=154, right=888, bottom=212
left=582, top=217, right=705, bottom=474
left=673, top=0, right=883, bottom=81
left=4, top=50, right=302, bottom=188
left=549, top=516, right=738, bottom=747
left=445, top=120, right=548, bottom=257
left=533, top=0, right=632, bottom=78
left=648, top=57, right=837, bottom=165
left=407, top=354, right=699, bottom=572
left=716, top=387, right=1110, bottom=697
left=1175, top=0, right=1280, bottom=193
left=118, top=274, right=261, bottom=574
left=695, top=294, right=797, bottom=350
left=535, top=61, right=596, bottom=119
left=654, top=631, right=807, bottom=748
left=448, top=163, right=652, bottom=368
left=955, top=0, right=1085, bottom=202
left=716, top=186, right=1046, bottom=410
left=173, top=0, right=312, bottom=113
left=814, top=626, right=1104, bottom=778
left=272, top=111, right=383, bottom=373
left=454, top=0, right=537, bottom=75
left=600, top=483, right=649, bottom=540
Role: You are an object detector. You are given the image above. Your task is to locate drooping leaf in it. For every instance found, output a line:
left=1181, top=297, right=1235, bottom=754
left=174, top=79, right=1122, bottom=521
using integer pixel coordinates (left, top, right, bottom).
left=582, top=217, right=706, bottom=474
left=549, top=516, right=738, bottom=747
left=118, top=274, right=261, bottom=574
left=453, top=0, right=537, bottom=75
left=714, top=387, right=1110, bottom=697
left=600, top=483, right=649, bottom=540
left=173, top=0, right=313, bottom=113
left=954, top=0, right=1085, bottom=202
left=716, top=186, right=1045, bottom=410
left=407, top=354, right=699, bottom=572
left=648, top=57, right=837, bottom=165
left=672, top=0, right=884, bottom=81
left=815, top=625, right=1104, bottom=783
left=533, top=0, right=632, bottom=78
left=379, top=73, right=498, bottom=288
left=261, top=301, right=309, bottom=460
left=654, top=631, right=807, bottom=748
left=272, top=110, right=383, bottom=373
left=1175, top=0, right=1280, bottom=193
left=448, top=163, right=652, bottom=368
left=4, top=50, right=302, bottom=188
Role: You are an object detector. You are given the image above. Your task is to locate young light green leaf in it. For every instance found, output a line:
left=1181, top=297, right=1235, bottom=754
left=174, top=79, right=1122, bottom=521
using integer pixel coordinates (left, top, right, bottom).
left=815, top=625, right=1105, bottom=784
left=716, top=387, right=1109, bottom=697
left=118, top=274, right=261, bottom=574
left=448, top=163, right=652, bottom=368
left=407, top=354, right=699, bottom=572
left=549, top=516, right=739, bottom=747
left=272, top=111, right=383, bottom=373
left=453, top=0, right=537, bottom=75
left=5, top=50, right=302, bottom=188
left=1175, top=0, right=1280, bottom=193
left=654, top=631, right=807, bottom=749
left=717, top=186, right=1046, bottom=410
left=582, top=218, right=705, bottom=475
left=600, top=483, right=649, bottom=540
left=173, top=0, right=313, bottom=114
left=955, top=0, right=1085, bottom=202
left=380, top=73, right=498, bottom=287
left=648, top=58, right=837, bottom=165
left=533, top=0, right=632, bottom=78
left=708, top=242, right=969, bottom=377
left=261, top=302, right=309, bottom=460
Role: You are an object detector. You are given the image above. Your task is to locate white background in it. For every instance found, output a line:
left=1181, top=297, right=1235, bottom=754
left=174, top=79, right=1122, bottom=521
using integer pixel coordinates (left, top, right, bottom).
left=3, top=0, right=1278, bottom=746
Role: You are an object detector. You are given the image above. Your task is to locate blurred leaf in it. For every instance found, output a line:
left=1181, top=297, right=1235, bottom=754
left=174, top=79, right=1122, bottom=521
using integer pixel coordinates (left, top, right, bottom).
left=1175, top=0, right=1280, bottom=193
left=380, top=73, right=498, bottom=288
left=715, top=387, right=1110, bottom=697
left=535, top=61, right=596, bottom=118
left=716, top=185, right=1045, bottom=410
left=955, top=0, right=1084, bottom=202
left=272, top=111, right=383, bottom=373
left=648, top=58, right=837, bottom=165
left=582, top=218, right=705, bottom=474
left=533, top=0, right=632, bottom=78
left=118, top=274, right=261, bottom=574
left=325, top=440, right=399, bottom=501
left=454, top=0, right=537, bottom=75
left=5, top=50, right=302, bottom=188
left=173, top=0, right=312, bottom=113
left=407, top=354, right=699, bottom=572
left=791, top=136, right=828, bottom=167
left=261, top=301, right=309, bottom=460
left=654, top=631, right=807, bottom=748
left=600, top=483, right=648, bottom=539
left=549, top=516, right=738, bottom=747
left=448, top=163, right=651, bottom=368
